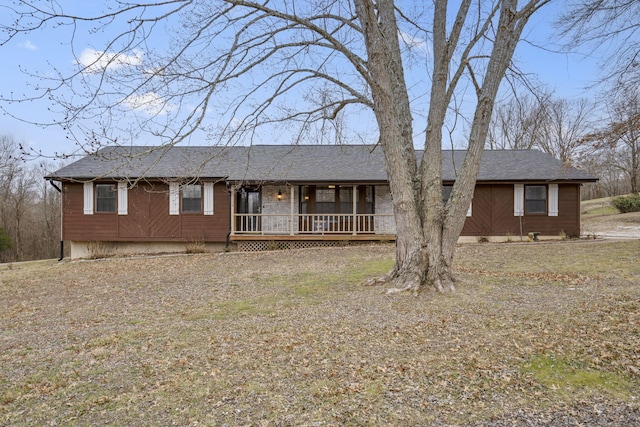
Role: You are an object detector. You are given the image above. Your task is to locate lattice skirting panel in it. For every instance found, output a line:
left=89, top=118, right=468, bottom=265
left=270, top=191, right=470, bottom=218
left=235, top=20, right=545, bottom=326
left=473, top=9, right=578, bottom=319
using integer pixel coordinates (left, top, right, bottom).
left=237, top=240, right=350, bottom=252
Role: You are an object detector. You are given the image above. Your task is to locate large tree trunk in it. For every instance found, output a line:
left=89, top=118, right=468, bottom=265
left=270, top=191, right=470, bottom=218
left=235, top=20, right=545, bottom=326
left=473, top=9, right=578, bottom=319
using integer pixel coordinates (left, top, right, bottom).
left=354, top=0, right=428, bottom=292
left=436, top=0, right=534, bottom=290
left=356, top=0, right=543, bottom=294
left=417, top=0, right=460, bottom=293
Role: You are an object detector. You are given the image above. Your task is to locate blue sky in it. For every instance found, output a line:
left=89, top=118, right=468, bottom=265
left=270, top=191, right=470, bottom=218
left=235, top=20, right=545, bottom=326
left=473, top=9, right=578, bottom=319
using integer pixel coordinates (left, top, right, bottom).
left=0, top=1, right=604, bottom=161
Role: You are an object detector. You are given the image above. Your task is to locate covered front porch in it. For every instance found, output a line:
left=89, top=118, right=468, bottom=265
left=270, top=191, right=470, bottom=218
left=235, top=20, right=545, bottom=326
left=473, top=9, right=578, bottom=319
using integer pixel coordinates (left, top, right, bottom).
left=229, top=184, right=397, bottom=250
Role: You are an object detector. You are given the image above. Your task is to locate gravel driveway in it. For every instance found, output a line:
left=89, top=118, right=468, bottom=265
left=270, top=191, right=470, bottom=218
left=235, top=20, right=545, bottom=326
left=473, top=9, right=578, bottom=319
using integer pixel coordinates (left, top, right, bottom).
left=582, top=212, right=640, bottom=240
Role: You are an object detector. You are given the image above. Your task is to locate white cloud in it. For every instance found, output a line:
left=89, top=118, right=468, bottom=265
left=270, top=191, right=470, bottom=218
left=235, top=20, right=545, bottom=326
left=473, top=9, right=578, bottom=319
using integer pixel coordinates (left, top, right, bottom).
left=121, top=92, right=174, bottom=116
left=18, top=40, right=37, bottom=50
left=399, top=30, right=430, bottom=55
left=76, top=48, right=143, bottom=73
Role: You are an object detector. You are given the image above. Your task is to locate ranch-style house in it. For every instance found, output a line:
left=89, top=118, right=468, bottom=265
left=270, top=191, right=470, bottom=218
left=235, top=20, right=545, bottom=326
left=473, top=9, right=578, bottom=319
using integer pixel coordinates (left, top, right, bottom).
left=45, top=145, right=597, bottom=259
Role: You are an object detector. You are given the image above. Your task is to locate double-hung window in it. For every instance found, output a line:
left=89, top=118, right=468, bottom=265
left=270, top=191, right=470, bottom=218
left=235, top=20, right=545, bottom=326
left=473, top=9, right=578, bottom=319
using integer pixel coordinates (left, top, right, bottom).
left=95, top=184, right=117, bottom=213
left=515, top=184, right=557, bottom=216
left=169, top=182, right=213, bottom=215
left=84, top=182, right=127, bottom=215
left=182, top=184, right=202, bottom=213
left=525, top=185, right=547, bottom=214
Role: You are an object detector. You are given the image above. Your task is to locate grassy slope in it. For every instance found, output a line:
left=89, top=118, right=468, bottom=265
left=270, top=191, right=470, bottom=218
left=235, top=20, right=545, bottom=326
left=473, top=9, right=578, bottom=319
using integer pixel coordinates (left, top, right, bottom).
left=1, top=242, right=639, bottom=425
left=581, top=195, right=620, bottom=216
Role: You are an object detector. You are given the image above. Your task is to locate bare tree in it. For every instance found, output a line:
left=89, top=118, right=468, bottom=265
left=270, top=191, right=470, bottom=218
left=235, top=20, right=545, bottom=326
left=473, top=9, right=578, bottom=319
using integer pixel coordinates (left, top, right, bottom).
left=585, top=90, right=640, bottom=194
left=490, top=94, right=593, bottom=165
left=559, top=0, right=640, bottom=88
left=578, top=150, right=629, bottom=199
left=536, top=98, right=593, bottom=164
left=0, top=135, right=18, bottom=179
left=1, top=0, right=549, bottom=292
left=0, top=136, right=31, bottom=261
left=488, top=93, right=551, bottom=150
left=39, top=163, right=62, bottom=258
left=0, top=136, right=60, bottom=262
left=0, top=138, right=14, bottom=262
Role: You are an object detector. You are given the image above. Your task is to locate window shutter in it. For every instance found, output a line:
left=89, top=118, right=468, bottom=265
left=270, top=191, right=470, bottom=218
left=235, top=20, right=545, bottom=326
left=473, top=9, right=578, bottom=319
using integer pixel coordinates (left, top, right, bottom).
left=117, top=182, right=128, bottom=215
left=514, top=184, right=524, bottom=216
left=548, top=184, right=559, bottom=216
left=204, top=182, right=214, bottom=215
left=169, top=182, right=179, bottom=215
left=83, top=182, right=94, bottom=215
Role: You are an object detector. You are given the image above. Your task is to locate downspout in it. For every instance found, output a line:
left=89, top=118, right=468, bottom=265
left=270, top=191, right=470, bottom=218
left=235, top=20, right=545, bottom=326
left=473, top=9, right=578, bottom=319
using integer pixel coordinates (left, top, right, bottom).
left=48, top=179, right=64, bottom=261
left=225, top=183, right=232, bottom=252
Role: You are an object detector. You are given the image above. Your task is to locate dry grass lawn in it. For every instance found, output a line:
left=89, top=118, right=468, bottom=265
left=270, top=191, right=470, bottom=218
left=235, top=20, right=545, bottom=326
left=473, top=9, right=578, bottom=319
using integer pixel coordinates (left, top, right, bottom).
left=1, top=239, right=639, bottom=425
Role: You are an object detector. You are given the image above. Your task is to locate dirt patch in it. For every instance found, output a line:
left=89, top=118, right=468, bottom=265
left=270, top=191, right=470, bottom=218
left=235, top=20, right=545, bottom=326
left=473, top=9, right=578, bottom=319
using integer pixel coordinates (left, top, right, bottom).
left=1, top=242, right=639, bottom=425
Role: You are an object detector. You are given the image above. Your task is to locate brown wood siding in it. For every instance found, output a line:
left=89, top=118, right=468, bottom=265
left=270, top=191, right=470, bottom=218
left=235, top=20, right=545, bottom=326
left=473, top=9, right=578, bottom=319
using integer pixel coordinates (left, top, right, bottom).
left=460, top=184, right=581, bottom=237
left=62, top=180, right=581, bottom=242
left=149, top=185, right=181, bottom=238
left=553, top=184, right=581, bottom=237
left=62, top=184, right=118, bottom=240
left=62, top=181, right=230, bottom=242
left=118, top=183, right=150, bottom=238
left=461, top=186, right=492, bottom=236
left=182, top=184, right=231, bottom=241
left=491, top=185, right=518, bottom=235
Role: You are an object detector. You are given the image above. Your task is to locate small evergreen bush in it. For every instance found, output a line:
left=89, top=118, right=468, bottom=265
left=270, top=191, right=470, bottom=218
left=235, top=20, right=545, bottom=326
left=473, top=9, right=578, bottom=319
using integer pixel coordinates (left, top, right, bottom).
left=0, top=227, right=12, bottom=253
left=611, top=194, right=640, bottom=213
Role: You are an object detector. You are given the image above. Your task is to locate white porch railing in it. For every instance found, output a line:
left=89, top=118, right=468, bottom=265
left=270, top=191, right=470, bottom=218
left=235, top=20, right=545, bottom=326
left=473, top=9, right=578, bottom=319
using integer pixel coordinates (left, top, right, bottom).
left=233, top=213, right=396, bottom=236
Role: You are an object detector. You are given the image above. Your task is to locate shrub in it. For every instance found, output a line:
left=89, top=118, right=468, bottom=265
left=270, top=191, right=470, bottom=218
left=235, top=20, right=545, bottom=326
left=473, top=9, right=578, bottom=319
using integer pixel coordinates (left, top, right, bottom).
left=611, top=194, right=640, bottom=213
left=0, top=227, right=11, bottom=253
left=185, top=240, right=207, bottom=254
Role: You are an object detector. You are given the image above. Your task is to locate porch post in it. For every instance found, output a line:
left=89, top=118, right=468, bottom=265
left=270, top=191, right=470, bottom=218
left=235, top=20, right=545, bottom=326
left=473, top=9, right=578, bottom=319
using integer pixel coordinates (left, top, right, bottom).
left=230, top=185, right=236, bottom=236
left=290, top=185, right=295, bottom=236
left=352, top=185, right=357, bottom=235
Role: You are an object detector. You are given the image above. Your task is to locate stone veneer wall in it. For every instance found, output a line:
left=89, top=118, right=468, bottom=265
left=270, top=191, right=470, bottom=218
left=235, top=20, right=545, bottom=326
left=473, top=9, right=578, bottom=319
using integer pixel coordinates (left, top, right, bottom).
left=374, top=185, right=396, bottom=234
left=261, top=185, right=299, bottom=234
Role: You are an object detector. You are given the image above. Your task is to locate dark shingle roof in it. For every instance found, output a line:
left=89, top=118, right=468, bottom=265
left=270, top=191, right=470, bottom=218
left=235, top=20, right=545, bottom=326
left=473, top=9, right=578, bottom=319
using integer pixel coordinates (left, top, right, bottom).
left=46, top=145, right=597, bottom=183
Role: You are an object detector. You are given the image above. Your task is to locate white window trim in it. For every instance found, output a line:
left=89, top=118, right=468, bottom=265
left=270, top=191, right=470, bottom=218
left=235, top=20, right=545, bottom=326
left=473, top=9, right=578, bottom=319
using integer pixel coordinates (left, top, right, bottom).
left=83, top=182, right=94, bottom=215
left=117, top=182, right=128, bottom=215
left=548, top=184, right=559, bottom=217
left=204, top=182, right=214, bottom=215
left=466, top=201, right=472, bottom=217
left=169, top=182, right=179, bottom=215
left=514, top=184, right=524, bottom=216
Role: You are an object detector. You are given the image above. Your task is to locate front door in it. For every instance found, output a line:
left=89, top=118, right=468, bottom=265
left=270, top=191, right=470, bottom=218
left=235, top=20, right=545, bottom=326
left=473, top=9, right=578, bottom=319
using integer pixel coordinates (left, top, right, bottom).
left=237, top=188, right=261, bottom=232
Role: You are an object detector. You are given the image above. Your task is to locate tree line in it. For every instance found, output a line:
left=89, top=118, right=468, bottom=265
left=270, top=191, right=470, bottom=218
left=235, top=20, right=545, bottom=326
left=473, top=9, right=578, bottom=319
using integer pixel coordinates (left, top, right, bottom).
left=488, top=89, right=640, bottom=200
left=0, top=135, right=61, bottom=263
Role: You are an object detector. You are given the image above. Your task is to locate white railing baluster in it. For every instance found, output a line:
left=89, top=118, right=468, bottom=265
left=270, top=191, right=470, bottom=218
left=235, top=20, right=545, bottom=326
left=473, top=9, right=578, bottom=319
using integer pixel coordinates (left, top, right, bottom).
left=232, top=213, right=396, bottom=235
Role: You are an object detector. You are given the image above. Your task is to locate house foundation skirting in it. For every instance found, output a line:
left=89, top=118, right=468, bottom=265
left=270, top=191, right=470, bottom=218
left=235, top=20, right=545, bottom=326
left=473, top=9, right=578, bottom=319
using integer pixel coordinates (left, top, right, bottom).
left=456, top=235, right=565, bottom=244
left=231, top=233, right=396, bottom=252
left=68, top=241, right=229, bottom=259
left=68, top=234, right=566, bottom=258
left=236, top=239, right=385, bottom=252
